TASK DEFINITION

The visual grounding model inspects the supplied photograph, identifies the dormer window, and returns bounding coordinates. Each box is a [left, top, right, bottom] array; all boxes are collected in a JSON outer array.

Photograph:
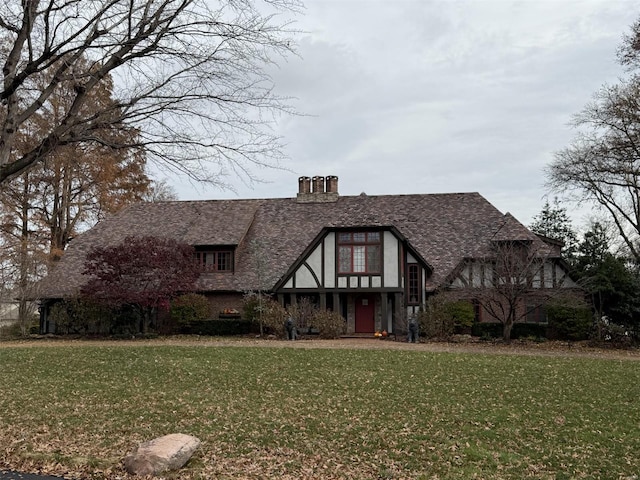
[[195, 249, 233, 272], [337, 231, 381, 273]]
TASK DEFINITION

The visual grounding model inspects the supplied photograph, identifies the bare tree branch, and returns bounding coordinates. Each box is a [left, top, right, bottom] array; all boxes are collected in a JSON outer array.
[[0, 0, 301, 184], [547, 80, 640, 261]]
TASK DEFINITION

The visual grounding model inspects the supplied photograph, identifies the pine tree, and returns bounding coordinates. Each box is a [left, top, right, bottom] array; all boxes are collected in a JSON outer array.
[[529, 198, 579, 261]]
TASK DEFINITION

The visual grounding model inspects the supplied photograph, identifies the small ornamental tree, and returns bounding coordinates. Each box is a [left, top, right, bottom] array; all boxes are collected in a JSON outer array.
[[82, 236, 200, 333], [474, 240, 552, 342]]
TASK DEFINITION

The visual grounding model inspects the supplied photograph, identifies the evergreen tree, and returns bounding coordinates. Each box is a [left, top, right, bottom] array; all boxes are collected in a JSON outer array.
[[574, 222, 640, 335], [529, 198, 579, 261]]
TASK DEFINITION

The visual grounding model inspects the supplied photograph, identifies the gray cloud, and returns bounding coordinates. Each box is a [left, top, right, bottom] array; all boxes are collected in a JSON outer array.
[[171, 0, 638, 229]]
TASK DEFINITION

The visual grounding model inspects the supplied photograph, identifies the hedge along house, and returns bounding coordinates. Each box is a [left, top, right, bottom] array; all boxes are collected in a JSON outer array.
[[37, 176, 579, 334]]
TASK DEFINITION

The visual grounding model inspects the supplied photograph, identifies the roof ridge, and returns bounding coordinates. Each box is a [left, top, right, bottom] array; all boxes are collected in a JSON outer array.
[[152, 192, 485, 204]]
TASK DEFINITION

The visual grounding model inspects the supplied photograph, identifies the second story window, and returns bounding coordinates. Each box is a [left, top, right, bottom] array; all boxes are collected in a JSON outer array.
[[195, 250, 233, 272], [338, 231, 381, 274]]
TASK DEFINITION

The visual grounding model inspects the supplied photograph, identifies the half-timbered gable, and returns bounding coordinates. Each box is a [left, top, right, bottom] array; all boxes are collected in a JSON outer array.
[[271, 226, 431, 332], [445, 214, 580, 327], [449, 257, 577, 290]]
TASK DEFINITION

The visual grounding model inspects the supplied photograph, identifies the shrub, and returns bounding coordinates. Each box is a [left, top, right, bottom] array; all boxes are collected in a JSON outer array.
[[471, 322, 503, 339], [286, 297, 317, 332], [592, 319, 635, 348], [311, 310, 346, 339], [243, 294, 349, 338], [546, 298, 592, 341], [512, 323, 548, 340], [244, 295, 288, 337], [171, 293, 210, 326], [242, 292, 260, 323], [243, 293, 288, 336], [262, 300, 288, 337], [472, 322, 548, 340], [49, 298, 109, 334], [0, 322, 23, 339], [420, 297, 475, 339]]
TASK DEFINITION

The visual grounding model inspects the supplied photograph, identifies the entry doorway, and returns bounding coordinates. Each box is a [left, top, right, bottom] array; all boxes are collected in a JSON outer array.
[[355, 294, 376, 333]]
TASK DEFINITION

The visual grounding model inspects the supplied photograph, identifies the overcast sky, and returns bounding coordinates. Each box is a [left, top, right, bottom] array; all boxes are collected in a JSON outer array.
[[167, 0, 638, 229]]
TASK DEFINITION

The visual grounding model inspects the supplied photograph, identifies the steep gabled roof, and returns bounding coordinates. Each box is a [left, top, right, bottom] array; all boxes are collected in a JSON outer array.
[[38, 192, 554, 299]]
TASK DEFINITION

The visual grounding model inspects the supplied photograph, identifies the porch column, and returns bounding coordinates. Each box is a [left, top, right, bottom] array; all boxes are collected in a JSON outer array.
[[333, 293, 340, 314], [380, 293, 388, 333], [394, 292, 403, 334], [320, 292, 327, 310], [291, 293, 297, 305], [277, 293, 284, 307], [39, 302, 46, 334]]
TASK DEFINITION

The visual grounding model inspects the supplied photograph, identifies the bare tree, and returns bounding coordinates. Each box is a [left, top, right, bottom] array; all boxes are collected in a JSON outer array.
[[449, 239, 571, 342], [547, 17, 640, 262], [249, 237, 269, 336], [1, 69, 151, 259], [547, 80, 640, 261], [0, 0, 300, 185], [144, 178, 178, 202]]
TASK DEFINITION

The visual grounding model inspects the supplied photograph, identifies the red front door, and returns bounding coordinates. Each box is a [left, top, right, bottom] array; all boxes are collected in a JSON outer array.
[[355, 295, 375, 333]]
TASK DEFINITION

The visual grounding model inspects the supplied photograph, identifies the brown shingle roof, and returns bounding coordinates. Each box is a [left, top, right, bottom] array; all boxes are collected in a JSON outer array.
[[38, 192, 553, 298], [492, 212, 539, 242]]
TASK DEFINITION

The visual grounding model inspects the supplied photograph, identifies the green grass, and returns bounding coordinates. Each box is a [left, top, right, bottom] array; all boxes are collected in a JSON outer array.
[[0, 343, 639, 479]]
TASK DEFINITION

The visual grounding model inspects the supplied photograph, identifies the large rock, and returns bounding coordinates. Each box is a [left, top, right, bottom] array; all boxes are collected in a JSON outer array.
[[124, 433, 201, 476]]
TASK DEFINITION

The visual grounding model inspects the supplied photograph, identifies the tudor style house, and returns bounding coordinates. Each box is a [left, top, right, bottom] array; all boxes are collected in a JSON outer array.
[[37, 176, 578, 334]]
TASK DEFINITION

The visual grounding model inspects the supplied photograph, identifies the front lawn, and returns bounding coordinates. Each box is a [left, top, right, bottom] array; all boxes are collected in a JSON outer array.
[[0, 340, 638, 479]]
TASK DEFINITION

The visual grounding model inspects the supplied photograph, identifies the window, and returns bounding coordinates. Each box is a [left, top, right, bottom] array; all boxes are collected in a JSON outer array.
[[526, 305, 547, 323], [195, 250, 233, 272], [407, 264, 420, 305], [337, 231, 381, 273], [473, 299, 482, 323]]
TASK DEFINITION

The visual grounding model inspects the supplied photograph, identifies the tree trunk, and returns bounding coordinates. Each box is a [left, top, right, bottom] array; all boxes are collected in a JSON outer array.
[[502, 320, 513, 343], [18, 174, 31, 337], [142, 308, 150, 334], [258, 292, 264, 337]]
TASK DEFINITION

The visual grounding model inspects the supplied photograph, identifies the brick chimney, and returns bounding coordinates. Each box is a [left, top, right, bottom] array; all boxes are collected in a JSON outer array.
[[296, 175, 339, 203]]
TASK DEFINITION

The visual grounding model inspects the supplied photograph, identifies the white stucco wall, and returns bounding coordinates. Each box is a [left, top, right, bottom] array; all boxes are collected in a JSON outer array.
[[307, 245, 322, 278], [383, 231, 399, 287], [295, 264, 317, 288], [324, 232, 335, 288]]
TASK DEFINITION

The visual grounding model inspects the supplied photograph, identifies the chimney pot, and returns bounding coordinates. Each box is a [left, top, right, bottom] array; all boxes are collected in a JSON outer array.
[[298, 176, 311, 194], [312, 176, 325, 193], [325, 175, 339, 193]]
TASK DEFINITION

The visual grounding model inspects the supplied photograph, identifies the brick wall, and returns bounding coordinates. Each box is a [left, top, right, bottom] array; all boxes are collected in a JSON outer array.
[[205, 293, 245, 318]]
